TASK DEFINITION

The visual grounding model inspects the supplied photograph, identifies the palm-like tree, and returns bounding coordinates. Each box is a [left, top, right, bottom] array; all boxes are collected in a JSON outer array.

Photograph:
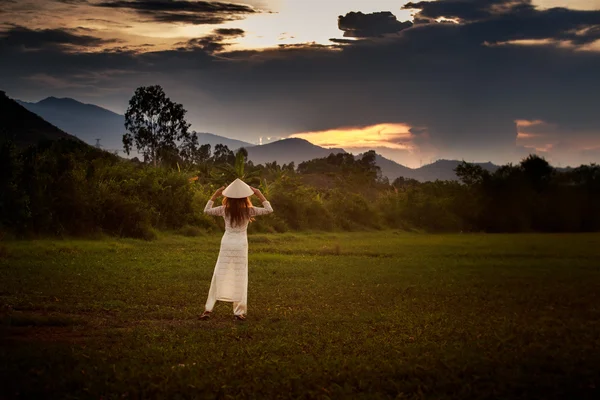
[[211, 148, 260, 185]]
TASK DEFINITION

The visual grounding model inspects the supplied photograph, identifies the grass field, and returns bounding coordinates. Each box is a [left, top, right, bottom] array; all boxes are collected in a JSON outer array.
[[1, 231, 600, 399]]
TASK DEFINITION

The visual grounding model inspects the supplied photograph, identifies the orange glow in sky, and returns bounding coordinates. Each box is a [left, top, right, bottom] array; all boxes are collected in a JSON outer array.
[[291, 123, 414, 150]]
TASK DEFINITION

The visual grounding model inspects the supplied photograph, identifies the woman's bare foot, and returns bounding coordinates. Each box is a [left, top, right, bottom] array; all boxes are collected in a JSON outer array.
[[234, 314, 246, 321], [199, 310, 212, 320]]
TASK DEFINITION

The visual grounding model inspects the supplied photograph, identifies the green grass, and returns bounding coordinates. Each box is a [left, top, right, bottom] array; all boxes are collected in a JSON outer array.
[[1, 231, 600, 399]]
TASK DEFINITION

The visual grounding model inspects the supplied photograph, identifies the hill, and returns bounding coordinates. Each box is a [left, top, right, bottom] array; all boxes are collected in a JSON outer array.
[[411, 159, 499, 182], [0, 91, 80, 147], [246, 138, 346, 165], [353, 152, 499, 182], [372, 153, 416, 181], [17, 97, 255, 153], [195, 132, 253, 150], [13, 95, 500, 180], [17, 96, 125, 151]]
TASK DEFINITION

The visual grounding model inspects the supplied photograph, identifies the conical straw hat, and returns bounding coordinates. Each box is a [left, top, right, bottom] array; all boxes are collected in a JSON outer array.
[[222, 178, 253, 198]]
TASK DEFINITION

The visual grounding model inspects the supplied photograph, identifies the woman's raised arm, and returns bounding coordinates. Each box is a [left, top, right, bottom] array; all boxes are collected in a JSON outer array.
[[250, 187, 273, 216], [204, 186, 225, 216]]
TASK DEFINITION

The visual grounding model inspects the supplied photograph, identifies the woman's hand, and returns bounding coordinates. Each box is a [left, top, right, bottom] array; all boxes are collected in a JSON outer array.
[[211, 186, 225, 201], [251, 187, 267, 202]]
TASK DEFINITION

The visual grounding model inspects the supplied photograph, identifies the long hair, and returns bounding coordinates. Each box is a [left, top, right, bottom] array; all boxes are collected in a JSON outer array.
[[223, 197, 254, 227]]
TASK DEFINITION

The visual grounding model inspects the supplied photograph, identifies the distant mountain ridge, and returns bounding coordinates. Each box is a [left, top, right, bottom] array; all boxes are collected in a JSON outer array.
[[376, 156, 499, 182], [245, 138, 346, 166], [14, 95, 500, 181], [0, 91, 80, 147], [195, 132, 253, 150], [17, 96, 125, 151]]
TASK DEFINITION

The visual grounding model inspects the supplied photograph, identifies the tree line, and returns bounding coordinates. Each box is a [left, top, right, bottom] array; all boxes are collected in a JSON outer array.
[[0, 85, 598, 239]]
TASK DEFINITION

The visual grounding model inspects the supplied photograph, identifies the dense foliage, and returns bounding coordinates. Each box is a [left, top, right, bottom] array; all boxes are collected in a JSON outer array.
[[1, 137, 599, 239]]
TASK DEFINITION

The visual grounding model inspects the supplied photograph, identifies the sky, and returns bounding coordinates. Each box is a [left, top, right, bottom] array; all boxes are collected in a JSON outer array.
[[1, 0, 600, 167]]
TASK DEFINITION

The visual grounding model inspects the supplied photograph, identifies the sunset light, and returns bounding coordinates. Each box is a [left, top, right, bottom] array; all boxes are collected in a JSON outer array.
[[3, 1, 600, 398], [292, 123, 414, 150]]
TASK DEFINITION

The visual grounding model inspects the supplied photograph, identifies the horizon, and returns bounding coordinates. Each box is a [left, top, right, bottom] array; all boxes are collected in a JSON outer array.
[[2, 0, 600, 168], [9, 91, 590, 170]]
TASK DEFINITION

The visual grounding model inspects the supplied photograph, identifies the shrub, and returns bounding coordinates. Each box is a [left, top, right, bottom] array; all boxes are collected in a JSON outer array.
[[179, 224, 204, 237]]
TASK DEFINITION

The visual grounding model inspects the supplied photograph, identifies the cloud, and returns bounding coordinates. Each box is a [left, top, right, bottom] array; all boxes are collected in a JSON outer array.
[[1, 1, 600, 166], [214, 28, 245, 37], [338, 11, 413, 38], [404, 0, 600, 45], [176, 28, 245, 53], [179, 35, 226, 52], [80, 18, 134, 28], [403, 0, 532, 22], [54, 0, 90, 4], [328, 38, 358, 44], [94, 0, 258, 25], [292, 123, 415, 150], [0, 25, 121, 50]]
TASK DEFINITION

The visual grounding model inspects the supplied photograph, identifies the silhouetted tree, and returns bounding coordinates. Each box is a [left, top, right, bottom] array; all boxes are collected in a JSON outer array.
[[519, 154, 554, 192], [123, 85, 192, 167], [455, 161, 490, 186], [358, 150, 382, 181], [212, 144, 235, 165]]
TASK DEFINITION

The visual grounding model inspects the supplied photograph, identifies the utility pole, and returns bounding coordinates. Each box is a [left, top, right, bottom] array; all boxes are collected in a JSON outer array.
[[95, 139, 101, 149]]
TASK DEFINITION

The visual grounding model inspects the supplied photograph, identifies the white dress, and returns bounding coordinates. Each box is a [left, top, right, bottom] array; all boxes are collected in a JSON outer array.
[[203, 199, 273, 315]]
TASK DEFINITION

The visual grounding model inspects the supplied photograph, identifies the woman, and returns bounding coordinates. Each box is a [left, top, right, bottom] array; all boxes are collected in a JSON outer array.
[[200, 178, 273, 321]]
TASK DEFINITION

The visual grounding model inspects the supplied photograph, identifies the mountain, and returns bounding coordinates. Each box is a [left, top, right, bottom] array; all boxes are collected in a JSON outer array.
[[17, 97, 255, 154], [246, 138, 346, 165], [410, 160, 499, 182], [0, 90, 80, 147], [195, 132, 253, 150], [373, 154, 416, 181], [246, 138, 499, 181], [362, 153, 499, 182], [12, 95, 499, 180], [17, 96, 125, 152]]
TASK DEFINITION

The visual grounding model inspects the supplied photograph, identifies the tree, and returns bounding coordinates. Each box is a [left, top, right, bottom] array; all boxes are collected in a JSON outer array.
[[211, 147, 260, 184], [195, 143, 212, 164], [455, 161, 490, 186], [212, 144, 235, 165], [520, 154, 553, 191], [358, 150, 382, 181], [392, 176, 419, 189], [123, 85, 192, 167]]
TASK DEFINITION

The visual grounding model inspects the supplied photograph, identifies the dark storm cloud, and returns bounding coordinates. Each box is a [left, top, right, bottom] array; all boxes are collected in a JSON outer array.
[[0, 25, 120, 50], [94, 0, 257, 25], [403, 0, 534, 22], [338, 11, 413, 38], [463, 7, 600, 44], [187, 11, 600, 160], [95, 0, 255, 13], [405, 0, 600, 45]]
